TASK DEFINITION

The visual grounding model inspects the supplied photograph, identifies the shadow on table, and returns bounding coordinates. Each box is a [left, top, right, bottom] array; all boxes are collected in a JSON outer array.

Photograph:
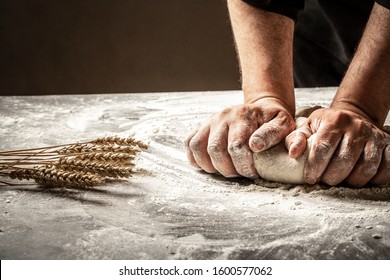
[[0, 181, 144, 206]]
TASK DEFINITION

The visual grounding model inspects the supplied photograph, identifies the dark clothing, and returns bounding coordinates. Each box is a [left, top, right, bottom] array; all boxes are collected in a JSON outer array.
[[243, 0, 305, 20], [241, 0, 390, 87]]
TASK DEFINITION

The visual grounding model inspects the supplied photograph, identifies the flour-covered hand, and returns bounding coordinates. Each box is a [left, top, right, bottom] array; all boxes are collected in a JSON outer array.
[[185, 98, 296, 179], [286, 108, 390, 187]]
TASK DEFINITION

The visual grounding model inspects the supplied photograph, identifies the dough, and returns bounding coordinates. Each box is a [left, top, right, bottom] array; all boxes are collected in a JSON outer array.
[[253, 117, 309, 184]]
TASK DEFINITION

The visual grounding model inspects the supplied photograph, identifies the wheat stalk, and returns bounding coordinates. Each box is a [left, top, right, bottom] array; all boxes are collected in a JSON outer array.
[[0, 136, 147, 188], [57, 144, 139, 155], [9, 166, 103, 187]]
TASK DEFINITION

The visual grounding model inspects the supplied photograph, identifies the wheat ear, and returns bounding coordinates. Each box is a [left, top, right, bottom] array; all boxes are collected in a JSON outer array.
[[1, 136, 147, 188]]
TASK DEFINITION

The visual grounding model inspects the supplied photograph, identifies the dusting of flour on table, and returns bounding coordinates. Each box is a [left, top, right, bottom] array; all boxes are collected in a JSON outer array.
[[2, 90, 390, 259]]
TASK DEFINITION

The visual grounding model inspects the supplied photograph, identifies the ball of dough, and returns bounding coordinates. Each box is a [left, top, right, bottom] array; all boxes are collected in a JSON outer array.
[[252, 117, 309, 184], [253, 142, 309, 184]]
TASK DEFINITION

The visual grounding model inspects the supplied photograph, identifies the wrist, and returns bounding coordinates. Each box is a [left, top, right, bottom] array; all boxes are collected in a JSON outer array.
[[331, 97, 389, 129], [242, 77, 295, 111], [331, 99, 373, 122], [245, 92, 296, 117], [332, 87, 389, 127]]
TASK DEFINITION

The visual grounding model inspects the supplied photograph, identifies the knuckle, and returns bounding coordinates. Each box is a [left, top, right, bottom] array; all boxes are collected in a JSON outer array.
[[189, 137, 202, 153], [236, 105, 262, 122], [236, 105, 249, 115], [279, 111, 294, 127], [364, 149, 380, 165], [335, 149, 354, 163], [356, 122, 372, 139], [361, 165, 378, 178], [220, 107, 233, 117], [315, 141, 333, 155], [207, 142, 224, 156], [228, 141, 246, 155], [333, 111, 349, 124], [358, 147, 382, 173], [184, 135, 192, 148]]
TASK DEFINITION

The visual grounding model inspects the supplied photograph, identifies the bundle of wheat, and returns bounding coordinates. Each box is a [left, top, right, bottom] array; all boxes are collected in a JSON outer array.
[[0, 136, 147, 188]]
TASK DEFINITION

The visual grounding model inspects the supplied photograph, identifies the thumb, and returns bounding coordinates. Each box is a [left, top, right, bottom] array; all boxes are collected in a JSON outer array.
[[249, 112, 295, 153]]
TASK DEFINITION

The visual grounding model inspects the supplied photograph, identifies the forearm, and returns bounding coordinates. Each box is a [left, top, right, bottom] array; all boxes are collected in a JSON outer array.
[[332, 3, 390, 127], [227, 0, 295, 115]]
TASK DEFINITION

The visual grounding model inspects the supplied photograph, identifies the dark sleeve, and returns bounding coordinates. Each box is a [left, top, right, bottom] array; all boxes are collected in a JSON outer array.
[[376, 0, 390, 9], [241, 0, 305, 21]]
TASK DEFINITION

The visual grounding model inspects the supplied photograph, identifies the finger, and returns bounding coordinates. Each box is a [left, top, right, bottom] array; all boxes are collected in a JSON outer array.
[[184, 128, 201, 169], [207, 123, 239, 178], [304, 129, 342, 185], [249, 111, 295, 152], [188, 124, 217, 173], [285, 120, 313, 159], [228, 122, 258, 179], [370, 145, 390, 186], [286, 132, 307, 158], [346, 140, 384, 187], [322, 134, 365, 186]]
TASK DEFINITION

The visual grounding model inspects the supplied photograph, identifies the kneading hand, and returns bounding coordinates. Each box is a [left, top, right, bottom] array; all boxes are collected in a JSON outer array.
[[185, 98, 296, 179], [286, 108, 390, 187]]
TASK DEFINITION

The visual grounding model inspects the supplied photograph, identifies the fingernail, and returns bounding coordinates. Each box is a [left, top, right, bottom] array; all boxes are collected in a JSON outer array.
[[257, 143, 265, 151], [306, 176, 317, 185], [248, 174, 259, 180], [289, 142, 298, 158]]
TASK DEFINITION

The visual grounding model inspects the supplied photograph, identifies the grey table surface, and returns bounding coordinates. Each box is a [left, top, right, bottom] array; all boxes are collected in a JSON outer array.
[[0, 88, 389, 260]]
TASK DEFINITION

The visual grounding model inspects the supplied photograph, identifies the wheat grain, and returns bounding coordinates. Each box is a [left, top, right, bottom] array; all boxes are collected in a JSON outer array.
[[1, 136, 147, 188], [9, 166, 103, 187], [91, 136, 148, 149], [57, 164, 133, 178], [71, 152, 135, 162], [58, 144, 140, 155]]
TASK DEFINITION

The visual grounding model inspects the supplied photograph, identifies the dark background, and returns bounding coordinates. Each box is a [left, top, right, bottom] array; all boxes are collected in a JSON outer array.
[[0, 0, 240, 95]]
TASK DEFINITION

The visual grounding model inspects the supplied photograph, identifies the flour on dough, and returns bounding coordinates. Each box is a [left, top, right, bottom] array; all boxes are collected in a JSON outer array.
[[253, 117, 309, 184]]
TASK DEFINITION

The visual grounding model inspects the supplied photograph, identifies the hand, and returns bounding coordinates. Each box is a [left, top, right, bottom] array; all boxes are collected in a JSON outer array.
[[286, 108, 390, 187], [185, 98, 296, 179]]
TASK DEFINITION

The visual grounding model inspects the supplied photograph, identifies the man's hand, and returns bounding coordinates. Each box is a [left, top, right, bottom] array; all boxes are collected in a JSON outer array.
[[185, 98, 295, 179], [286, 108, 390, 187]]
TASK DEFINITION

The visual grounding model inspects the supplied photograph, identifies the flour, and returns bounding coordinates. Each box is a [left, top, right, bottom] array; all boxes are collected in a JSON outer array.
[[66, 107, 107, 132], [2, 90, 390, 259], [0, 116, 24, 126]]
